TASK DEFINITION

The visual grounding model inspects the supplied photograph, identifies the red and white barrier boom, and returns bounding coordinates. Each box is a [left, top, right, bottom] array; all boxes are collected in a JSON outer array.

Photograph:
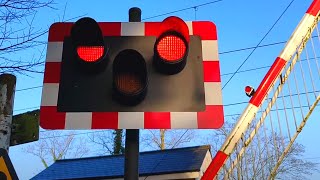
[[202, 0, 320, 179]]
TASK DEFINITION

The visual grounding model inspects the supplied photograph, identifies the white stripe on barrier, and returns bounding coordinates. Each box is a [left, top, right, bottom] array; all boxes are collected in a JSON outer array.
[[279, 14, 316, 61], [222, 104, 259, 154], [65, 112, 92, 129], [121, 22, 145, 36], [204, 82, 223, 105], [118, 112, 144, 129], [170, 112, 198, 128], [41, 83, 59, 106], [46, 42, 63, 62], [202, 40, 219, 61]]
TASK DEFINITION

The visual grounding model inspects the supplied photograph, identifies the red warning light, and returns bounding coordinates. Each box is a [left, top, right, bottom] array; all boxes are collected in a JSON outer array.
[[245, 86, 250, 92], [153, 16, 190, 75], [77, 46, 104, 62], [158, 16, 189, 43], [156, 35, 186, 61]]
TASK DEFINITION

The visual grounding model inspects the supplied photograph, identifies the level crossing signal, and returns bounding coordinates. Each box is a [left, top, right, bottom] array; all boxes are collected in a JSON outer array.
[[40, 16, 224, 129]]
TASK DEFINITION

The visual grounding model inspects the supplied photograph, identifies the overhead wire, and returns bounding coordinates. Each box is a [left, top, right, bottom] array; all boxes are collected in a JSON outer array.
[[142, 0, 223, 20], [221, 0, 296, 90]]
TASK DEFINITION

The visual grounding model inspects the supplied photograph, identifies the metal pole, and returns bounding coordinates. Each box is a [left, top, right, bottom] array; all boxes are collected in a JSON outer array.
[[124, 7, 141, 180], [129, 7, 141, 22], [0, 74, 16, 152]]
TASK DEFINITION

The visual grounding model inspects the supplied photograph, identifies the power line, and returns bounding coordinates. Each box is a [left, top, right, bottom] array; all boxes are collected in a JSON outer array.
[[39, 130, 106, 139], [221, 0, 296, 90], [222, 65, 271, 76], [219, 41, 287, 55], [142, 0, 224, 20], [16, 85, 42, 92]]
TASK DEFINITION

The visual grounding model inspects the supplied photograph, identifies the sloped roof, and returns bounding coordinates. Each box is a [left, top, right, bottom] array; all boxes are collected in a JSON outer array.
[[31, 145, 211, 180]]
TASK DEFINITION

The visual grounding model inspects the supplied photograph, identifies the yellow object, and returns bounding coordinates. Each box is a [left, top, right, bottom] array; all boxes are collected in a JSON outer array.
[[0, 156, 11, 180]]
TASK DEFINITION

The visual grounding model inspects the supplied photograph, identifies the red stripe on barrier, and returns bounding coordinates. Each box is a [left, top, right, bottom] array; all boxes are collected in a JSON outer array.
[[99, 22, 121, 36], [250, 57, 287, 107], [91, 112, 119, 129], [197, 105, 224, 129], [144, 112, 171, 129], [192, 21, 217, 40], [40, 106, 66, 129], [201, 151, 228, 180], [145, 22, 161, 36], [43, 62, 61, 83], [307, 0, 320, 16], [203, 61, 221, 82], [48, 23, 73, 42]]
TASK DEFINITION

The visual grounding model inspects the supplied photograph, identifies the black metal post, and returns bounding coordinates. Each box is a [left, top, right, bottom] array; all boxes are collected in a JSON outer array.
[[124, 7, 141, 180]]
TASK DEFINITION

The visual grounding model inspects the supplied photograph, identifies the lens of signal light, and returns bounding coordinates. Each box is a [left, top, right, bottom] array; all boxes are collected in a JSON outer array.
[[70, 17, 110, 73], [113, 49, 148, 106], [115, 72, 143, 94], [156, 35, 186, 62], [153, 16, 189, 75], [77, 46, 104, 62]]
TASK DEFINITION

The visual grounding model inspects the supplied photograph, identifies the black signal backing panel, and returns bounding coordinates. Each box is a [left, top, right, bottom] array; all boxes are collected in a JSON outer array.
[[58, 36, 205, 112]]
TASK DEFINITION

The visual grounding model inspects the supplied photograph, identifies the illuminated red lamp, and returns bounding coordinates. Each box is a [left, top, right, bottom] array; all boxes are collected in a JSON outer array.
[[156, 35, 186, 61], [154, 16, 190, 75], [70, 17, 109, 72], [77, 46, 104, 62]]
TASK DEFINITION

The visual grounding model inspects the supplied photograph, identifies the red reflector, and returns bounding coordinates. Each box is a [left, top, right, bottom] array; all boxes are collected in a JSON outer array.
[[245, 86, 252, 93], [156, 35, 186, 61], [77, 46, 104, 62], [115, 72, 143, 94]]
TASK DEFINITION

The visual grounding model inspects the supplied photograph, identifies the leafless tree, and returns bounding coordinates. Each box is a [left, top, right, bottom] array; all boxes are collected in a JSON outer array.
[[141, 129, 196, 150], [204, 120, 319, 179], [25, 131, 90, 168], [88, 129, 195, 154], [87, 130, 125, 155], [0, 0, 54, 74]]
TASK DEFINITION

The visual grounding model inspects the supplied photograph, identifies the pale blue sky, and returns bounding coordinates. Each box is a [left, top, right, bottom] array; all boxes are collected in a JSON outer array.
[[6, 0, 320, 179]]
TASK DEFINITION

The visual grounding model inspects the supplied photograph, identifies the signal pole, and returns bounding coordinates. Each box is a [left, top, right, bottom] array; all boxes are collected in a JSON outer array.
[[124, 7, 141, 180], [0, 74, 16, 152]]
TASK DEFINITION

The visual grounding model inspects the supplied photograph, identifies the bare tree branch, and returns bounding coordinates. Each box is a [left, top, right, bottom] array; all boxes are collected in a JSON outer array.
[[24, 131, 90, 168], [0, 0, 53, 74]]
